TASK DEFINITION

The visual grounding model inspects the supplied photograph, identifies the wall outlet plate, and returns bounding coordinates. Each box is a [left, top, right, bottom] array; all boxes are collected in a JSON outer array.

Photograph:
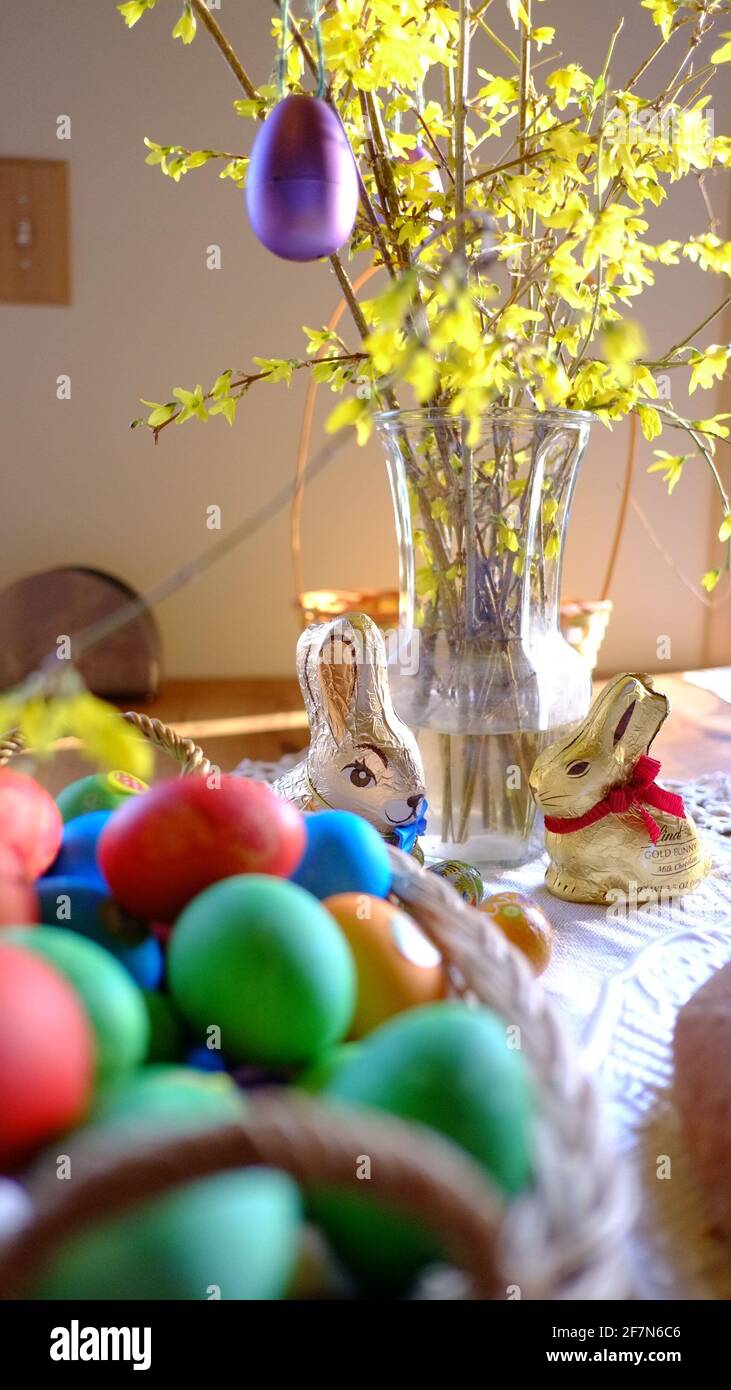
[[0, 157, 70, 305]]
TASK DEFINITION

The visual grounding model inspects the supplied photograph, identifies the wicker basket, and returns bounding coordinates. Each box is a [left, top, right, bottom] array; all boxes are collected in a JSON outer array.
[[559, 599, 613, 672], [0, 714, 630, 1300]]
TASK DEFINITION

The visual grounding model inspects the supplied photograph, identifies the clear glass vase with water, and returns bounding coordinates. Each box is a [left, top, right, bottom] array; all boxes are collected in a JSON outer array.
[[375, 406, 593, 868]]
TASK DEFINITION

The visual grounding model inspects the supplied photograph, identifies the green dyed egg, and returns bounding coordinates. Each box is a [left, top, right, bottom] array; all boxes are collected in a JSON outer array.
[[1, 926, 148, 1081], [56, 771, 148, 824], [316, 1002, 533, 1291], [35, 1168, 301, 1301], [89, 1064, 243, 1132], [168, 875, 356, 1066], [142, 990, 185, 1063], [298, 1043, 363, 1093], [428, 859, 484, 906]]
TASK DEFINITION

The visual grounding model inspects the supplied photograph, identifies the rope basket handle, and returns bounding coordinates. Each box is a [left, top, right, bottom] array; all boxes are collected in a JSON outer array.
[[121, 711, 215, 778], [0, 1095, 504, 1300], [0, 713, 213, 778]]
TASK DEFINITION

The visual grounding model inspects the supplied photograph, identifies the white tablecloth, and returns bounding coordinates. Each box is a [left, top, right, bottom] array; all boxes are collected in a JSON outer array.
[[476, 772, 731, 1042]]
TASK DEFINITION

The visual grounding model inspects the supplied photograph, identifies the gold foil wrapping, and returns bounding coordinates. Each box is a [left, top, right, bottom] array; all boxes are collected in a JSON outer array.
[[272, 612, 426, 840], [530, 673, 710, 905]]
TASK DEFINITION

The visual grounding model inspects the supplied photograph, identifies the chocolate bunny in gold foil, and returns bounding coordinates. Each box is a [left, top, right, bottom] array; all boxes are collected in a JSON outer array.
[[530, 673, 709, 904], [271, 613, 427, 849]]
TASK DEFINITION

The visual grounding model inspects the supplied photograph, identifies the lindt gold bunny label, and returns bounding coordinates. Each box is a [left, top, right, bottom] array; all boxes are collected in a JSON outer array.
[[269, 612, 427, 848], [529, 673, 710, 904]]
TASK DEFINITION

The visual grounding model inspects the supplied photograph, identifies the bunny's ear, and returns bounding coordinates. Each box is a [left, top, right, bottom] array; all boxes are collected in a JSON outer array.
[[296, 617, 359, 744], [345, 612, 391, 722], [600, 673, 669, 763]]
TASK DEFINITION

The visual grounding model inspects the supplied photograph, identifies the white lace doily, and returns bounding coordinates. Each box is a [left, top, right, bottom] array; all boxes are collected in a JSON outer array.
[[666, 771, 731, 840], [235, 752, 302, 784]]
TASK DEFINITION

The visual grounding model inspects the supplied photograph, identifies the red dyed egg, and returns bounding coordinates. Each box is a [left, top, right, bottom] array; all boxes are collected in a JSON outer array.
[[0, 844, 39, 928], [246, 94, 359, 261], [98, 776, 306, 922], [0, 769, 63, 880], [0, 944, 95, 1163]]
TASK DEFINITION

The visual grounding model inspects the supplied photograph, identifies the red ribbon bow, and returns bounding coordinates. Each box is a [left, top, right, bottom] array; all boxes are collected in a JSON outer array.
[[543, 754, 685, 845]]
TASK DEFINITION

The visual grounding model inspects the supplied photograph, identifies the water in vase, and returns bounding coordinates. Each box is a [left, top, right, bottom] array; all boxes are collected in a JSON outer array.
[[416, 722, 579, 867]]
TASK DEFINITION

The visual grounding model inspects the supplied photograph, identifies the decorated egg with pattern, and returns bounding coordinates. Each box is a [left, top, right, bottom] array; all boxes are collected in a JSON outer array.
[[56, 771, 148, 825], [480, 891, 554, 975], [427, 859, 483, 906]]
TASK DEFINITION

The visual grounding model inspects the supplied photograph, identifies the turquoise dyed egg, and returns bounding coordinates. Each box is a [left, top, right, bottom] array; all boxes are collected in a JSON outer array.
[[168, 875, 356, 1065], [32, 1065, 299, 1300], [35, 1169, 301, 1301]]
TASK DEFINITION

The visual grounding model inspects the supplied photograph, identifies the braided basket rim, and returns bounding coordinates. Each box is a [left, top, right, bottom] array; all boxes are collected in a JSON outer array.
[[0, 715, 630, 1300]]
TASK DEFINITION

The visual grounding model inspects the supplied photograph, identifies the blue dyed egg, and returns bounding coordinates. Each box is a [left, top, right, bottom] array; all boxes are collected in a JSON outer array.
[[246, 94, 359, 262], [290, 811, 392, 900], [49, 811, 112, 885], [36, 877, 163, 989], [184, 1045, 228, 1074]]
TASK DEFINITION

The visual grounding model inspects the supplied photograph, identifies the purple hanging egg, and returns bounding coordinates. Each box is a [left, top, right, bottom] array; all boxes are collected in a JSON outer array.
[[246, 94, 359, 262]]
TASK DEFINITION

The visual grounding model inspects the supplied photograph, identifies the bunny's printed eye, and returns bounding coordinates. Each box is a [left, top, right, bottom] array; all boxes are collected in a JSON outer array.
[[613, 700, 636, 745], [343, 758, 377, 789], [567, 760, 591, 777]]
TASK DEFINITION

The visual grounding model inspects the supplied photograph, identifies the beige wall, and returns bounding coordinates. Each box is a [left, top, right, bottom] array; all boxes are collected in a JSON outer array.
[[1, 1, 729, 678]]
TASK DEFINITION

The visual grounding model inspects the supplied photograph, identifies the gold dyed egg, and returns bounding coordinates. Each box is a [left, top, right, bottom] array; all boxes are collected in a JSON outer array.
[[323, 894, 446, 1039]]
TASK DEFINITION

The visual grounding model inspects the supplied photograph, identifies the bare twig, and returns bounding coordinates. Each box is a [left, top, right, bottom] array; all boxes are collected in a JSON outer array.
[[650, 295, 731, 366], [601, 411, 638, 600], [329, 256, 371, 339], [189, 0, 260, 102], [455, 0, 472, 254]]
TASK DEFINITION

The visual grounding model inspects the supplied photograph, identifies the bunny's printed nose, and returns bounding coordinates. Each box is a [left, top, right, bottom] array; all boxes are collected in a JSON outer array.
[[385, 796, 426, 825]]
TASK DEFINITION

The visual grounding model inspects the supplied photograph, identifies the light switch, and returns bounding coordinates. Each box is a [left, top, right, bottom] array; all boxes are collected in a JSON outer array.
[[0, 158, 70, 305]]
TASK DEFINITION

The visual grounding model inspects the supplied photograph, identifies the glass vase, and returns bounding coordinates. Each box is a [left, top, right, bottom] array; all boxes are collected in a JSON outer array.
[[374, 405, 594, 867]]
